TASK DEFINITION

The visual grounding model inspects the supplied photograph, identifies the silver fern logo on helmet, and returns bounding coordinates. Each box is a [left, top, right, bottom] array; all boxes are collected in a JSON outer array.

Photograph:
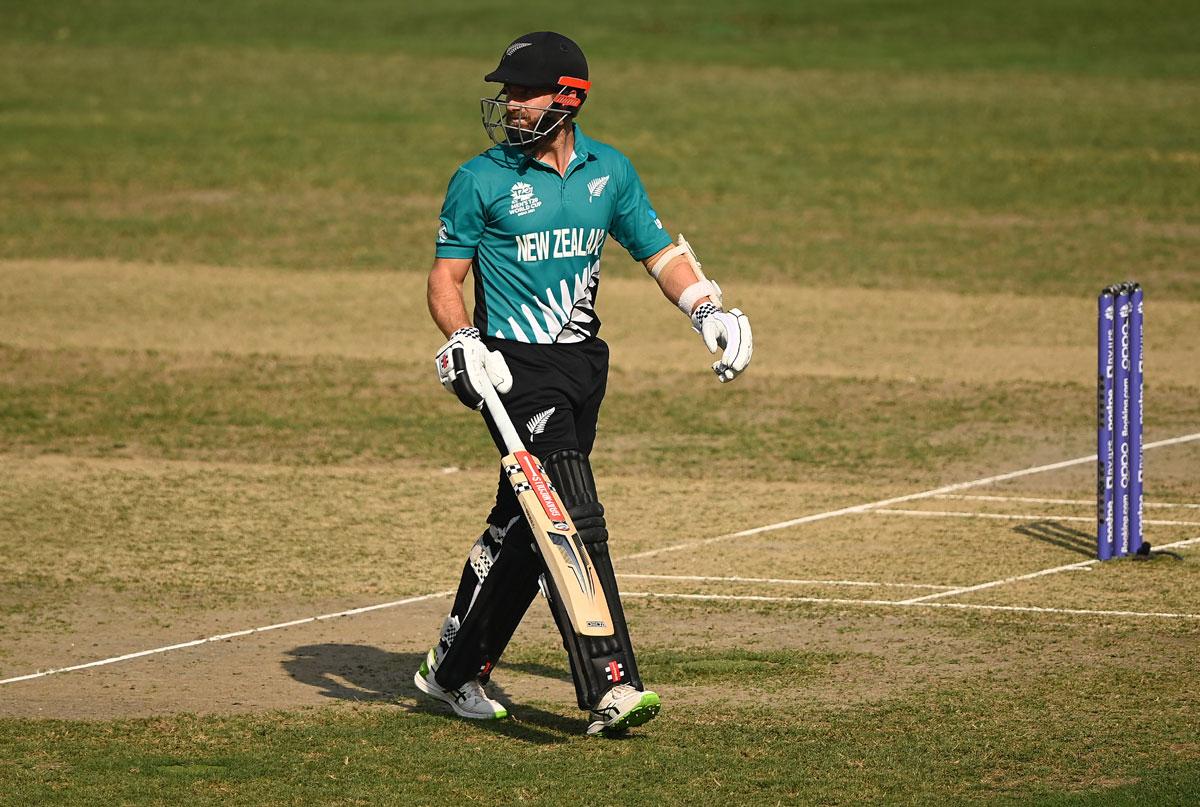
[[505, 42, 533, 57]]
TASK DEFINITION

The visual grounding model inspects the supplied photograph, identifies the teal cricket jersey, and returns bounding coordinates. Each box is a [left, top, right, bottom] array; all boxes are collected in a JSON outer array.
[[435, 125, 672, 344]]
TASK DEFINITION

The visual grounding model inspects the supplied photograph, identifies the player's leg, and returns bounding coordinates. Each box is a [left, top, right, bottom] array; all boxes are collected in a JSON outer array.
[[413, 502, 532, 719], [419, 338, 656, 731], [419, 341, 584, 702], [414, 347, 562, 719], [507, 339, 653, 731], [426, 481, 543, 690], [433, 356, 586, 687], [541, 447, 660, 735], [425, 404, 617, 717], [564, 339, 659, 733]]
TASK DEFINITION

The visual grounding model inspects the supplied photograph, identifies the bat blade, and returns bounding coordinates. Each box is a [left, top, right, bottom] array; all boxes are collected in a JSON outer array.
[[504, 450, 614, 637]]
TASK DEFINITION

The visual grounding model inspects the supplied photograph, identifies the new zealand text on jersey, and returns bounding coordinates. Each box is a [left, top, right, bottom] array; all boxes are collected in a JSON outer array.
[[515, 228, 607, 263]]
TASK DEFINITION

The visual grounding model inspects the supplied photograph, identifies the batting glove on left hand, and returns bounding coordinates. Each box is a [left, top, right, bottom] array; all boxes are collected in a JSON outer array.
[[692, 303, 753, 383], [434, 327, 513, 410]]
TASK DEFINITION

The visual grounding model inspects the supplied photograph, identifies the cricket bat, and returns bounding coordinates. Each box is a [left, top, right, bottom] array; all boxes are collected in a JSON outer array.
[[478, 382, 614, 637]]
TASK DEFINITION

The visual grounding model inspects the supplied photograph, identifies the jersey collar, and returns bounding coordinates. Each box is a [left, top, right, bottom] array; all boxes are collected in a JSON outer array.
[[569, 125, 594, 164], [509, 124, 595, 175]]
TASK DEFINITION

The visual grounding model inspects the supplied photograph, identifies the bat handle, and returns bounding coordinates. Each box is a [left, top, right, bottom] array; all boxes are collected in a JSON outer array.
[[479, 381, 526, 455]]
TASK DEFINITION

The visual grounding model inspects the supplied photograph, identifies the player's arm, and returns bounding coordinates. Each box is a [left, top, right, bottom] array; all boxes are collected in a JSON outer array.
[[429, 164, 515, 408], [428, 257, 512, 409], [643, 245, 709, 308], [641, 237, 753, 384], [427, 257, 474, 337]]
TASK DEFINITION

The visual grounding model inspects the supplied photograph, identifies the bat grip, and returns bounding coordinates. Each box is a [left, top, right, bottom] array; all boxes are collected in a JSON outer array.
[[479, 381, 526, 455]]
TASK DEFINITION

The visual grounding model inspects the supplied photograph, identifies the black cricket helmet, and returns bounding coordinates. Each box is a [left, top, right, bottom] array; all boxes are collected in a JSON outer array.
[[480, 31, 591, 147]]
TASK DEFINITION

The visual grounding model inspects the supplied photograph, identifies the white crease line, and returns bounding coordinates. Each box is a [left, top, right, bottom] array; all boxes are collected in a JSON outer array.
[[897, 535, 1200, 605], [617, 573, 957, 590], [0, 591, 454, 686], [873, 509, 1200, 527], [895, 559, 1097, 605], [622, 592, 1200, 621], [6, 430, 1199, 687], [936, 494, 1200, 510], [619, 431, 1200, 562]]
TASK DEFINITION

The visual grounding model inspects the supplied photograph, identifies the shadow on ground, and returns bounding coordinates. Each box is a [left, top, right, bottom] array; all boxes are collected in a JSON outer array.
[[282, 643, 586, 744], [1014, 520, 1095, 557], [1014, 520, 1186, 562]]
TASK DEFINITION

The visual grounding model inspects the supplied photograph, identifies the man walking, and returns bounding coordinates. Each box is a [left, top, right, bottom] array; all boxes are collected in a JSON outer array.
[[416, 31, 753, 736]]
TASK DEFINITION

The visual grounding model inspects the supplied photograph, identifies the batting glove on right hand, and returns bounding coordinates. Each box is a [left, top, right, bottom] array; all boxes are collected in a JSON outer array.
[[692, 303, 753, 383], [434, 327, 513, 409]]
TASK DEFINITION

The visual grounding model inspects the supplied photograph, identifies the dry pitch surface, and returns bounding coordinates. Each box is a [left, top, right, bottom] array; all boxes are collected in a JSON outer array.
[[2, 260, 1198, 738]]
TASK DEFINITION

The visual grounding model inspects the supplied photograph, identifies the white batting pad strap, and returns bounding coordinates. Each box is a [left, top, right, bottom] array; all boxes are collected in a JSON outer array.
[[649, 243, 688, 279], [676, 280, 722, 316]]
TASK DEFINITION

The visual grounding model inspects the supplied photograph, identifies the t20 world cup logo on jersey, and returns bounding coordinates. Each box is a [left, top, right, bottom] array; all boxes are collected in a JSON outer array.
[[509, 182, 542, 217]]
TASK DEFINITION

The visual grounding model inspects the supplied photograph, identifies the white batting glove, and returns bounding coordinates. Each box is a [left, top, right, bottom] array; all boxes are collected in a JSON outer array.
[[691, 303, 753, 383], [434, 327, 513, 410]]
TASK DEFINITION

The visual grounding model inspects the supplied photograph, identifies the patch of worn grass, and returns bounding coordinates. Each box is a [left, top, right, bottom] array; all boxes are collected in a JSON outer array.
[[11, 343, 1198, 486], [0, 457, 848, 601], [0, 345, 465, 466], [5, 264, 1200, 390], [0, 461, 481, 604]]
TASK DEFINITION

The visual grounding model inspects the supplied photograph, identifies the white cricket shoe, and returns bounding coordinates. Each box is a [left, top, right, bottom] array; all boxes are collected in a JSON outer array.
[[413, 650, 507, 720], [586, 684, 661, 737]]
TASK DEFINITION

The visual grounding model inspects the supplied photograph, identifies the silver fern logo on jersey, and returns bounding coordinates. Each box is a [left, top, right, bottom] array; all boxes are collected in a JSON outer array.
[[526, 407, 555, 440], [496, 256, 602, 344], [587, 175, 610, 203], [510, 182, 542, 217]]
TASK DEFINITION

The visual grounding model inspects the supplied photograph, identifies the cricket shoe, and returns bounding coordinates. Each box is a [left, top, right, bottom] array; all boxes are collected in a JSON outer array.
[[586, 684, 661, 737], [413, 650, 507, 720]]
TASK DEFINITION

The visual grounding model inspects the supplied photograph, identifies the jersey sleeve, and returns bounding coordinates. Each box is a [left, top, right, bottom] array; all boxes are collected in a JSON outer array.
[[435, 168, 485, 259], [609, 156, 673, 262]]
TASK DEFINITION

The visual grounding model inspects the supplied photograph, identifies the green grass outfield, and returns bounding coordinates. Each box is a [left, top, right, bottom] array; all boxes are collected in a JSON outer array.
[[2, 2, 1200, 804]]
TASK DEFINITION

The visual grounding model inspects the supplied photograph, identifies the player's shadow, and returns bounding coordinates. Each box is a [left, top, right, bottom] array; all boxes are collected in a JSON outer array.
[[282, 643, 579, 744], [1013, 520, 1095, 557]]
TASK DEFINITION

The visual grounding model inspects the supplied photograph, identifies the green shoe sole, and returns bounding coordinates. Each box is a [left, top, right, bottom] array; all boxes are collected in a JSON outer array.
[[601, 692, 661, 736]]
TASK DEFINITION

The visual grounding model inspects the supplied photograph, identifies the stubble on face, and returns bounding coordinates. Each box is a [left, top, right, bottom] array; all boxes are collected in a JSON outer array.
[[503, 85, 557, 129]]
